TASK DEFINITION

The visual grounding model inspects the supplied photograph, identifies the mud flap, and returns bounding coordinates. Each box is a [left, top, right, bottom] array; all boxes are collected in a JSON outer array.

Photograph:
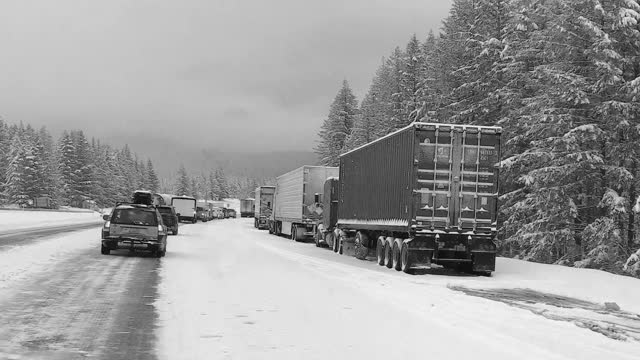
[[472, 252, 496, 272]]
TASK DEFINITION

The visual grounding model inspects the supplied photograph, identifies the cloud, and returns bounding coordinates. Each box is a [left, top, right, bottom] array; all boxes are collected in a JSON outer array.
[[0, 0, 451, 152]]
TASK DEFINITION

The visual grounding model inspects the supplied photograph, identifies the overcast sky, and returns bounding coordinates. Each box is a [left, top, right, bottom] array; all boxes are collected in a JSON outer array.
[[0, 0, 451, 153]]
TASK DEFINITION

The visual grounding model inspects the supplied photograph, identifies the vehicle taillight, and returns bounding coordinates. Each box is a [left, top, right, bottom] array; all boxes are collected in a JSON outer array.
[[104, 221, 110, 229], [157, 225, 163, 233]]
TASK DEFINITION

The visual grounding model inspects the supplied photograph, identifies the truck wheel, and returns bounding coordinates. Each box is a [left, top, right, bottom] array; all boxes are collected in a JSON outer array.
[[376, 237, 385, 265], [254, 219, 258, 228], [338, 235, 345, 255], [392, 239, 402, 271], [173, 228, 178, 235], [401, 242, 413, 274], [101, 245, 110, 255], [354, 232, 368, 260], [314, 230, 321, 247], [384, 241, 393, 268], [291, 225, 297, 241]]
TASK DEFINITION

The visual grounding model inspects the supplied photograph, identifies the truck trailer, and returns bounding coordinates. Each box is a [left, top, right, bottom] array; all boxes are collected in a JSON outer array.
[[171, 196, 197, 223], [240, 198, 255, 218], [270, 166, 339, 241], [254, 186, 275, 229], [320, 122, 502, 274]]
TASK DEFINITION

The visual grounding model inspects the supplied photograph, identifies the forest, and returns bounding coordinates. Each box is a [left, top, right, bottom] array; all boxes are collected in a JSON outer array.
[[315, 0, 640, 275], [0, 121, 261, 209]]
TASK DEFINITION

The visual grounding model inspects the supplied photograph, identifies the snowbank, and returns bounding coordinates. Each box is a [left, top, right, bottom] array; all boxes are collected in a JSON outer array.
[[0, 209, 103, 233], [429, 257, 640, 314]]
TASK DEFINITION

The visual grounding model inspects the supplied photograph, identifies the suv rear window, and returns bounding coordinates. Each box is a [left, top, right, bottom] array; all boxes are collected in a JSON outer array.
[[111, 209, 158, 226], [157, 207, 173, 214]]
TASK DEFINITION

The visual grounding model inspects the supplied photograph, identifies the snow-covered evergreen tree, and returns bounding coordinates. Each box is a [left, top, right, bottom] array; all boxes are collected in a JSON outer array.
[[175, 165, 190, 196], [315, 80, 359, 166], [147, 159, 159, 192], [215, 168, 229, 199]]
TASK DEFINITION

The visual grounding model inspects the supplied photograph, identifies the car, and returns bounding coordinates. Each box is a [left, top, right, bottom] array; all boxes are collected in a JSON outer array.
[[157, 205, 179, 235], [101, 203, 168, 257]]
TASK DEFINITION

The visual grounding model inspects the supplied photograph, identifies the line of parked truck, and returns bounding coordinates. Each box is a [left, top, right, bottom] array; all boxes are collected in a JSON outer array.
[[253, 122, 502, 275]]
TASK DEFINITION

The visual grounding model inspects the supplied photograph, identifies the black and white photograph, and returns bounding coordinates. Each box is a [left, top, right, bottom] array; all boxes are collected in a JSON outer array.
[[1, 0, 640, 359]]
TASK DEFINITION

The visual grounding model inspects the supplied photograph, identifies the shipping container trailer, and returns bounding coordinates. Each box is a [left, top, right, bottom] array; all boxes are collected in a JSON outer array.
[[254, 186, 275, 229], [240, 198, 255, 218], [270, 166, 339, 241], [171, 196, 197, 223], [329, 122, 501, 274]]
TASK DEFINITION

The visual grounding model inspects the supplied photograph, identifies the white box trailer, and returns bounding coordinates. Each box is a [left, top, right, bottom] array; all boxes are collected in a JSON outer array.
[[171, 196, 197, 223], [270, 166, 338, 240]]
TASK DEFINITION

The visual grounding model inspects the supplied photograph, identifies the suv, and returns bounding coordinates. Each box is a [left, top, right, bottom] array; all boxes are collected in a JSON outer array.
[[157, 205, 179, 235], [101, 204, 168, 257]]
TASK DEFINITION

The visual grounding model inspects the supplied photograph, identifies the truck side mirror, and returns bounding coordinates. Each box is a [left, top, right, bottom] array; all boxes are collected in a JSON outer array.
[[102, 214, 110, 221]]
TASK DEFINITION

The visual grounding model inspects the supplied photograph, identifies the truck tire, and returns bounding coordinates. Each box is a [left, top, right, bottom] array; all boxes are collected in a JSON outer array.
[[338, 234, 345, 255], [392, 239, 403, 271], [384, 240, 393, 268], [376, 237, 385, 265], [314, 230, 322, 247], [254, 219, 258, 228], [354, 232, 368, 260], [401, 242, 413, 274], [101, 245, 110, 255], [331, 233, 339, 253], [291, 225, 297, 241], [173, 228, 178, 235]]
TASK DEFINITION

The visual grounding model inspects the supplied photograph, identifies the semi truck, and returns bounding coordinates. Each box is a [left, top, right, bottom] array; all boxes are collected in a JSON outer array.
[[254, 186, 275, 229], [240, 198, 255, 218], [317, 122, 501, 274], [270, 166, 339, 241], [171, 196, 197, 223]]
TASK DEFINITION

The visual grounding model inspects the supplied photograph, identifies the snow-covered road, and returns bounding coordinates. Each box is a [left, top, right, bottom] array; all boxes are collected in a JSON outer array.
[[1, 218, 640, 359]]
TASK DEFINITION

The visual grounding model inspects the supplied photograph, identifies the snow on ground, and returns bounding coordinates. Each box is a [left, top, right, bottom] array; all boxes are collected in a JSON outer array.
[[0, 209, 103, 233], [0, 228, 98, 291], [155, 219, 640, 360]]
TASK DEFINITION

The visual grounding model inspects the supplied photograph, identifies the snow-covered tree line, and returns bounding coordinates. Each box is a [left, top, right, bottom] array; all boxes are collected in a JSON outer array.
[[316, 0, 640, 276], [0, 120, 161, 208], [170, 164, 270, 201]]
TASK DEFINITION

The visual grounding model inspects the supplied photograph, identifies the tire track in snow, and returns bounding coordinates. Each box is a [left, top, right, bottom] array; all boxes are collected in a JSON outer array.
[[0, 248, 160, 359]]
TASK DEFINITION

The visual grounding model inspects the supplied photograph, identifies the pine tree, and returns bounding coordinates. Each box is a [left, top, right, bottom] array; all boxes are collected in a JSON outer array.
[[4, 133, 31, 206], [147, 159, 160, 192], [315, 80, 359, 166], [215, 168, 229, 199], [400, 34, 424, 125], [208, 171, 220, 200], [175, 165, 190, 196]]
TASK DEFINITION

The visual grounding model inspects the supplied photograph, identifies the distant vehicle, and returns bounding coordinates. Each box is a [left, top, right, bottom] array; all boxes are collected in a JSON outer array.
[[240, 198, 255, 218], [196, 200, 210, 222], [270, 166, 339, 241], [171, 196, 197, 223], [318, 122, 502, 274], [132, 190, 165, 206], [223, 208, 237, 219], [254, 186, 275, 230], [157, 205, 179, 235], [211, 207, 224, 219], [101, 203, 168, 257]]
